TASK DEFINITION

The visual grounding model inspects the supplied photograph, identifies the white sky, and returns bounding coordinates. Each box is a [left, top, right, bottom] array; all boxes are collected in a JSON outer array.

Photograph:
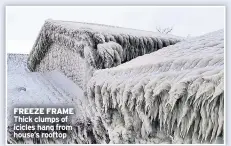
[[6, 6, 225, 54]]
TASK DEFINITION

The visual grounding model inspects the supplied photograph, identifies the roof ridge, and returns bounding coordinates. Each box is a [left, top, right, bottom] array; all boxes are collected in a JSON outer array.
[[46, 19, 171, 36]]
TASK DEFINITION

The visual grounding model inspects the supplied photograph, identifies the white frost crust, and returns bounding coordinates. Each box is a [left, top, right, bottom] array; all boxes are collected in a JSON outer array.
[[86, 29, 224, 144]]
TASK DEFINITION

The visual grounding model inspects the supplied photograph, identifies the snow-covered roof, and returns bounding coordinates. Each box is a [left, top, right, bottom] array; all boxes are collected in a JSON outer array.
[[107, 29, 224, 71], [27, 19, 182, 72], [47, 19, 180, 39], [87, 29, 224, 144]]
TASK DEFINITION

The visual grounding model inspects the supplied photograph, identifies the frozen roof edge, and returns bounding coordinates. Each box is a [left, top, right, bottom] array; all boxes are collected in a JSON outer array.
[[45, 19, 183, 39], [27, 19, 182, 71], [96, 29, 224, 74]]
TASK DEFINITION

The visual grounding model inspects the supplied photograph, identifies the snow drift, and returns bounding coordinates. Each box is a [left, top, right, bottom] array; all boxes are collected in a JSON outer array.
[[27, 19, 181, 89], [86, 30, 224, 144]]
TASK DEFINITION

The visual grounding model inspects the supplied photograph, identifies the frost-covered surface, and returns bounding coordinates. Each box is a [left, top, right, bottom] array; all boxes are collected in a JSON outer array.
[[27, 19, 181, 89], [86, 30, 224, 144], [7, 29, 224, 144], [7, 54, 98, 144], [50, 19, 180, 38], [35, 43, 86, 89]]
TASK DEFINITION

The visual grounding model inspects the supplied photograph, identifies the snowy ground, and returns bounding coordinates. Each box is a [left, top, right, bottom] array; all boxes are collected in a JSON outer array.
[[7, 53, 85, 126]]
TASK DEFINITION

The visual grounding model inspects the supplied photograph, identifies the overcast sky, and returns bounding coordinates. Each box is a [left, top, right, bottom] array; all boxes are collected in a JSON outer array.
[[6, 6, 225, 53]]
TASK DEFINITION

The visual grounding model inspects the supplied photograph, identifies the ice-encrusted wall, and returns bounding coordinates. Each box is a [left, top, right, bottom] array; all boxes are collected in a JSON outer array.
[[35, 43, 86, 89], [85, 30, 224, 144]]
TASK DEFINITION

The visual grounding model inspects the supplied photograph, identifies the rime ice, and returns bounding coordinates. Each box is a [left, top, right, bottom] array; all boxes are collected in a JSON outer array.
[[86, 29, 224, 144]]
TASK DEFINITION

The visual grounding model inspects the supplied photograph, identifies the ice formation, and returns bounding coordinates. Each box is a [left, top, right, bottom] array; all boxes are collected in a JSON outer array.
[[85, 30, 224, 144], [27, 19, 181, 89], [7, 20, 224, 144]]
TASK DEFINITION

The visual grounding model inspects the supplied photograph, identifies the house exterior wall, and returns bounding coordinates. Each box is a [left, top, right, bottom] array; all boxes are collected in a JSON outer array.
[[35, 43, 86, 89]]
